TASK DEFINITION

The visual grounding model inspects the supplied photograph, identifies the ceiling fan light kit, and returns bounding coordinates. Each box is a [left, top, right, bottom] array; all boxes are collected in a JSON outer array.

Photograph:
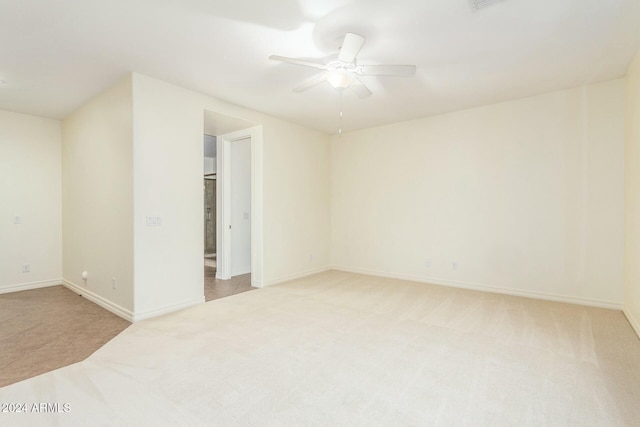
[[269, 32, 416, 98], [326, 69, 355, 89]]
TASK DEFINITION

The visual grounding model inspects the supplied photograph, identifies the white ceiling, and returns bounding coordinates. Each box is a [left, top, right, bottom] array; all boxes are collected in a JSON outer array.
[[1, 0, 639, 134]]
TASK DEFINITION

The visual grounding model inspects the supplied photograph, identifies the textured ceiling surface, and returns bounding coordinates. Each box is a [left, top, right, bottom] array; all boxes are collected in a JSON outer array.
[[1, 0, 639, 133]]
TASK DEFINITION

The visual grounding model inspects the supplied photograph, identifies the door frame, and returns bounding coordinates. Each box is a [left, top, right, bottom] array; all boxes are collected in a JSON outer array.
[[216, 126, 263, 286]]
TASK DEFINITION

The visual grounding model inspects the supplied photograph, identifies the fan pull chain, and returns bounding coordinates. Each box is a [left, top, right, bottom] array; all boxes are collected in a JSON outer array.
[[338, 89, 344, 138]]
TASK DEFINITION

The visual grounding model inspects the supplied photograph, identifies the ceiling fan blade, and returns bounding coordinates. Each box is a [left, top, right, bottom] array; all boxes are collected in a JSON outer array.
[[350, 78, 372, 99], [338, 33, 365, 63], [293, 73, 327, 92], [358, 64, 416, 77], [269, 55, 327, 70]]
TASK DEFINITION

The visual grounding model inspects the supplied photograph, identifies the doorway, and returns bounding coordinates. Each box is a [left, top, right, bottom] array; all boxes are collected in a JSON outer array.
[[203, 110, 263, 300], [203, 134, 252, 301]]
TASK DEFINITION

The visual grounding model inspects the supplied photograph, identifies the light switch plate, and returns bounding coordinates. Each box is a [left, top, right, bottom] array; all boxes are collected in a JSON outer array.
[[146, 216, 162, 226]]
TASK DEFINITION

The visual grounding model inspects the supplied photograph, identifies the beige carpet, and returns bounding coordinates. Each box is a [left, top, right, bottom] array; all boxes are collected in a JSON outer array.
[[1, 270, 639, 426]]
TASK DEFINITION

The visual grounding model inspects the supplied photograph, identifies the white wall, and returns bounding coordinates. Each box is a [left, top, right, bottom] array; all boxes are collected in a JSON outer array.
[[625, 51, 640, 337], [231, 137, 251, 276], [204, 134, 216, 175], [331, 79, 625, 308], [132, 73, 330, 318], [0, 110, 62, 292], [262, 119, 331, 284], [62, 76, 134, 317], [204, 157, 216, 175]]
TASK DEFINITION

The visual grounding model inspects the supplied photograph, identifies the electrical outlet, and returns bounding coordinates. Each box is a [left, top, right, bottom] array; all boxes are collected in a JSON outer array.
[[309, 254, 314, 262], [14, 215, 22, 224], [451, 262, 458, 271], [425, 259, 432, 268], [22, 264, 30, 273], [112, 278, 117, 290]]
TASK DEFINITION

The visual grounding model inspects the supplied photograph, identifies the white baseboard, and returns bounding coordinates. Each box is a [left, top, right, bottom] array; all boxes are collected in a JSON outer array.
[[63, 279, 205, 322], [0, 278, 62, 294], [259, 266, 331, 288], [331, 265, 623, 310], [623, 308, 640, 340], [132, 297, 205, 322], [62, 279, 134, 322]]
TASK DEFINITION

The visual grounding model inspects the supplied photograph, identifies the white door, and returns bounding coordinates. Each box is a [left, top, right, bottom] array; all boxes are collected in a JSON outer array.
[[230, 137, 251, 276]]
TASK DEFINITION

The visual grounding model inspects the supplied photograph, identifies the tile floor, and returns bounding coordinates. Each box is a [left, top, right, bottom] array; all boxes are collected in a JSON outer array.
[[204, 262, 255, 302], [0, 286, 130, 387]]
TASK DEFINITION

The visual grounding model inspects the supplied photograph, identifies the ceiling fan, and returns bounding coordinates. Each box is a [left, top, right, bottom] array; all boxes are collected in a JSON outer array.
[[269, 33, 416, 99]]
